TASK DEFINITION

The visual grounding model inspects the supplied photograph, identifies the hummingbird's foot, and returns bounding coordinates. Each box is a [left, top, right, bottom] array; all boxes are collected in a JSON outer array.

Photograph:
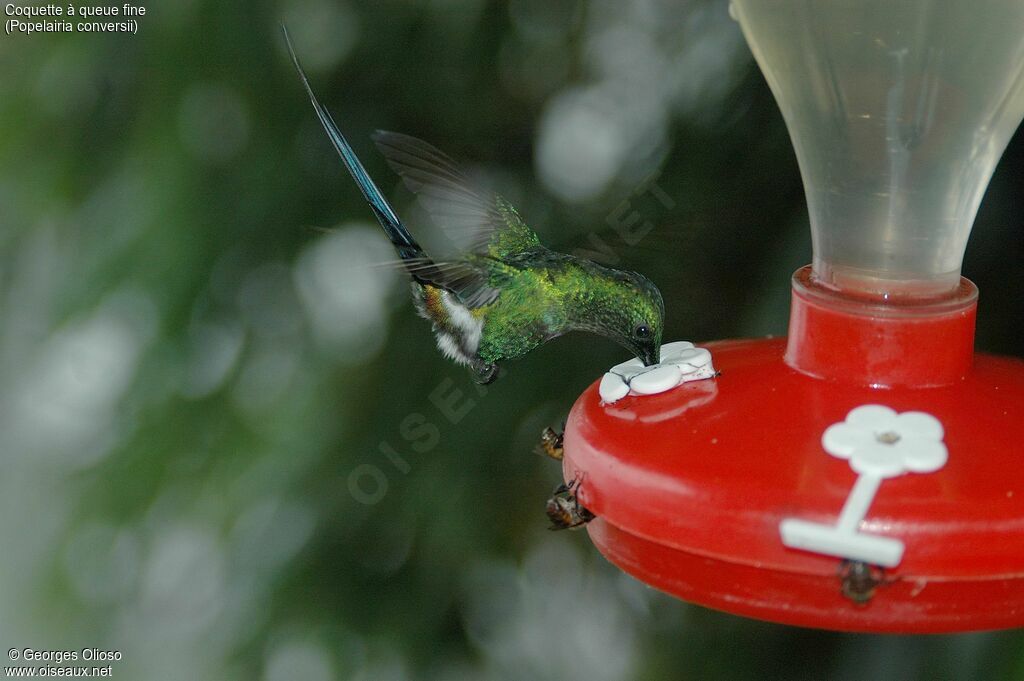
[[545, 476, 595, 531], [535, 426, 564, 461], [471, 361, 500, 385]]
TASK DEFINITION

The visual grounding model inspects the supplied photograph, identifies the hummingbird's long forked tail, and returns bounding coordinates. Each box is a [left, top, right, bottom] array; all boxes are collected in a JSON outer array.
[[282, 26, 423, 263], [285, 28, 502, 312]]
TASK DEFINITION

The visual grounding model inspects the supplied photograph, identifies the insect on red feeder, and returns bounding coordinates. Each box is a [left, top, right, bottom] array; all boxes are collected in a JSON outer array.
[[561, 0, 1024, 632]]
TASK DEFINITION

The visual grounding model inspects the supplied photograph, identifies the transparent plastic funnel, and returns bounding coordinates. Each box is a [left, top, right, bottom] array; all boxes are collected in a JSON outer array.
[[731, 1, 1024, 299]]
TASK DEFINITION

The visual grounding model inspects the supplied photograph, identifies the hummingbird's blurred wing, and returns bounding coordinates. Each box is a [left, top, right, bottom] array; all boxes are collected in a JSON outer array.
[[371, 131, 540, 257]]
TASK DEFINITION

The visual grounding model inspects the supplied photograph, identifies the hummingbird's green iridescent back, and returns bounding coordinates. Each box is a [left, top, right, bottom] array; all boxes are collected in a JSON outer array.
[[466, 244, 664, 369]]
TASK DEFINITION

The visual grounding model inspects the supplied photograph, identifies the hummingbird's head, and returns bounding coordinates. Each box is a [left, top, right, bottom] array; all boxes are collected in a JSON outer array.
[[598, 269, 665, 367]]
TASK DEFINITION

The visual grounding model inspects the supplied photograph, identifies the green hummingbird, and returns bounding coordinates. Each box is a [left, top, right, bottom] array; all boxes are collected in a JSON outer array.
[[285, 32, 665, 384]]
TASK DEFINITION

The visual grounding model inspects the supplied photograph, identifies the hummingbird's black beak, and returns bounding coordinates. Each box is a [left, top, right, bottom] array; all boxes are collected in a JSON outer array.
[[639, 343, 660, 367]]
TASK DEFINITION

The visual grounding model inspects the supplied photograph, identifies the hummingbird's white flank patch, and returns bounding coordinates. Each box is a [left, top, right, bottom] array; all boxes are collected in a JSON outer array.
[[779, 405, 948, 568], [440, 292, 484, 354], [599, 341, 716, 404], [412, 285, 483, 368]]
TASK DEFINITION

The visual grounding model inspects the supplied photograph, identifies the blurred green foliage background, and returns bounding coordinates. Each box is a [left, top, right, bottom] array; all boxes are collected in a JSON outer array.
[[2, 1, 1024, 679]]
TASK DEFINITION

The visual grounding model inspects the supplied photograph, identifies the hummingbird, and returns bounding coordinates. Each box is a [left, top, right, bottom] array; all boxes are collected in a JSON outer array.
[[285, 31, 665, 384]]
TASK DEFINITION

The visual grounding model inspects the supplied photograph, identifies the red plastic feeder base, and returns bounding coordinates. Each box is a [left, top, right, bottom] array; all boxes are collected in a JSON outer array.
[[563, 268, 1024, 633]]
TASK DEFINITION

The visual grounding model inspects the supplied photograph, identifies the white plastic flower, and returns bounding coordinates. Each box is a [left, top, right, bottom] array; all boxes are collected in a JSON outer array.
[[599, 341, 716, 403], [822, 405, 947, 478]]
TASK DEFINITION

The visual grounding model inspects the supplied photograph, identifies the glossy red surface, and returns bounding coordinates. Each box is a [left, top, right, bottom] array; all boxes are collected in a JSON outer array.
[[587, 518, 1024, 633], [563, 275, 1024, 631], [785, 268, 979, 388]]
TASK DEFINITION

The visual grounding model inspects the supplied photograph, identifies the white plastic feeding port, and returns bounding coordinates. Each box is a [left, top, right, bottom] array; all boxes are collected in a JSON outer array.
[[780, 405, 948, 567], [599, 341, 716, 404]]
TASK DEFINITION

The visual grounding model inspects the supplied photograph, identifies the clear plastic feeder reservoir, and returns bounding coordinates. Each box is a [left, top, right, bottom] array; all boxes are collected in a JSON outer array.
[[739, 0, 1024, 299], [561, 1, 1024, 632]]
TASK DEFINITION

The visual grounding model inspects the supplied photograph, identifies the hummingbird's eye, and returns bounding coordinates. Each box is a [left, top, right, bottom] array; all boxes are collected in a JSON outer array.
[[634, 324, 651, 339]]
